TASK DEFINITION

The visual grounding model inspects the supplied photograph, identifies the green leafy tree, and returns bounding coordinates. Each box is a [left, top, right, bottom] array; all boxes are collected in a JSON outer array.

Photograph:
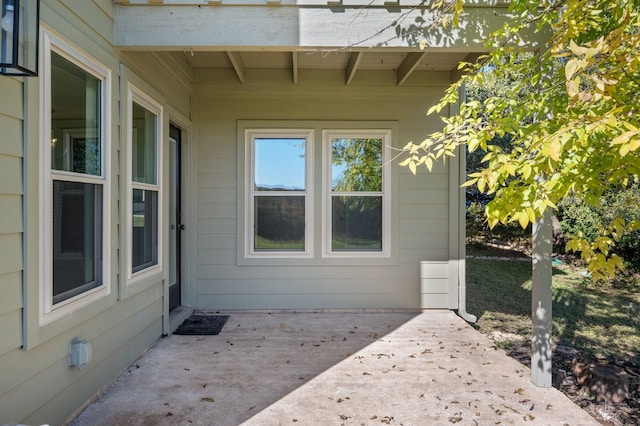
[[332, 138, 383, 193], [401, 0, 640, 281], [559, 183, 640, 272], [331, 138, 384, 249]]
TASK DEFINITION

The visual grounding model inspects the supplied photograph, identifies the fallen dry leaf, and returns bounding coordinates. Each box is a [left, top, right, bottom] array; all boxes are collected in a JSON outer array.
[[502, 404, 521, 414]]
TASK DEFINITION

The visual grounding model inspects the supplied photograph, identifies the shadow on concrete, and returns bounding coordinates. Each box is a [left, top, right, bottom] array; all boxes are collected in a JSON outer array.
[[69, 311, 598, 426], [69, 311, 418, 426]]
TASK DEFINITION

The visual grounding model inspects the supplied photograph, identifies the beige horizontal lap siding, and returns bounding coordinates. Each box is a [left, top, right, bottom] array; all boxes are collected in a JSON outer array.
[[193, 68, 451, 310], [0, 68, 27, 426], [0, 288, 163, 425], [0, 2, 192, 425]]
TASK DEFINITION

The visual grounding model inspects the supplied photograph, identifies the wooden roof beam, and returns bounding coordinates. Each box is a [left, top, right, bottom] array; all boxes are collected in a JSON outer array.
[[292, 52, 299, 85], [396, 51, 425, 86], [226, 51, 245, 83], [451, 52, 486, 82], [345, 52, 363, 86]]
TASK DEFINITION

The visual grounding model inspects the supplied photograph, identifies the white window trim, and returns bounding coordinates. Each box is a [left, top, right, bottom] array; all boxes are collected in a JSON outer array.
[[244, 129, 314, 259], [39, 30, 112, 324], [126, 83, 163, 283], [322, 129, 392, 258]]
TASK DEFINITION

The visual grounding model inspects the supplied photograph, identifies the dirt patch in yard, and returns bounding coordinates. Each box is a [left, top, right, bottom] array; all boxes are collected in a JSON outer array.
[[495, 335, 640, 424]]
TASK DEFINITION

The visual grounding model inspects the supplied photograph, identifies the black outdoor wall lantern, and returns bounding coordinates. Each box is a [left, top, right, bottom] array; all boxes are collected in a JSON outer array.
[[1, 0, 39, 76]]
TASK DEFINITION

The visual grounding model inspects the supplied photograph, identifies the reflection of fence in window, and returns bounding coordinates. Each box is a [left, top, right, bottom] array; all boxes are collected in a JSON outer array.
[[332, 196, 382, 251], [254, 196, 305, 251]]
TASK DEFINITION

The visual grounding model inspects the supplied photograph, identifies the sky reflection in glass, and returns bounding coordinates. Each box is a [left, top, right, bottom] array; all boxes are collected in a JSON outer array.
[[255, 138, 305, 191]]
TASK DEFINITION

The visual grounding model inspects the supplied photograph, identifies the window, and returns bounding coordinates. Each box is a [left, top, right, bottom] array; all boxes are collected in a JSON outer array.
[[42, 32, 111, 316], [241, 125, 392, 261], [324, 130, 391, 257], [245, 130, 313, 257], [127, 86, 162, 277]]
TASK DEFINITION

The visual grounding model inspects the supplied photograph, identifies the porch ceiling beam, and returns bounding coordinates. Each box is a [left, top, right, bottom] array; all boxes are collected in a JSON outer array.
[[396, 51, 425, 86], [451, 52, 486, 82], [345, 52, 363, 86], [292, 52, 299, 85], [226, 51, 245, 83], [114, 5, 546, 51]]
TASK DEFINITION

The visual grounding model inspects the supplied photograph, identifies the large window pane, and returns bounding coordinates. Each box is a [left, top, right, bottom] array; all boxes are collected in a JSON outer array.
[[52, 181, 102, 304], [132, 189, 158, 271], [132, 102, 157, 184], [50, 52, 101, 176], [254, 196, 305, 251], [255, 138, 305, 191], [332, 196, 382, 251], [331, 138, 382, 192]]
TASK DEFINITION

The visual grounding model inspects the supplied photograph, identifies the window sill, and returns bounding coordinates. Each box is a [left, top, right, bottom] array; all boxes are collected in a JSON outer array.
[[237, 255, 397, 267], [39, 285, 110, 326], [126, 265, 163, 296]]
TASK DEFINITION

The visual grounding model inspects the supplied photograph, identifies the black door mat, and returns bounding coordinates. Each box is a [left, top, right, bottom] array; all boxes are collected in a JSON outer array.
[[173, 315, 229, 335]]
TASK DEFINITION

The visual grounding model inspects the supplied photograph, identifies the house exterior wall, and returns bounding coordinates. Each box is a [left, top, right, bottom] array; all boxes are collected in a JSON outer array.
[[0, 1, 192, 424], [0, 0, 468, 422], [0, 69, 27, 418], [193, 68, 458, 310]]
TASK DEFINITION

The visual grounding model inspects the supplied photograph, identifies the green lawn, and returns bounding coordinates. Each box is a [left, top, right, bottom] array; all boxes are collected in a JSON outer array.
[[466, 256, 640, 362], [254, 236, 305, 250]]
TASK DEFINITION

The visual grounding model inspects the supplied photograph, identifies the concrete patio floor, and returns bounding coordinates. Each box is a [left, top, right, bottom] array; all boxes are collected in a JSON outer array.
[[68, 310, 598, 425]]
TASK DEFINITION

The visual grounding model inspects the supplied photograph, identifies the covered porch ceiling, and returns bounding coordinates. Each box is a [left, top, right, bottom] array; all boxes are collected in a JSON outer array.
[[171, 49, 481, 85], [114, 1, 545, 85]]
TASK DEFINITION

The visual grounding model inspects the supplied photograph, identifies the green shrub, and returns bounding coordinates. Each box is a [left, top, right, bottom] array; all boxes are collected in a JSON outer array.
[[558, 184, 640, 272], [466, 201, 530, 243]]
